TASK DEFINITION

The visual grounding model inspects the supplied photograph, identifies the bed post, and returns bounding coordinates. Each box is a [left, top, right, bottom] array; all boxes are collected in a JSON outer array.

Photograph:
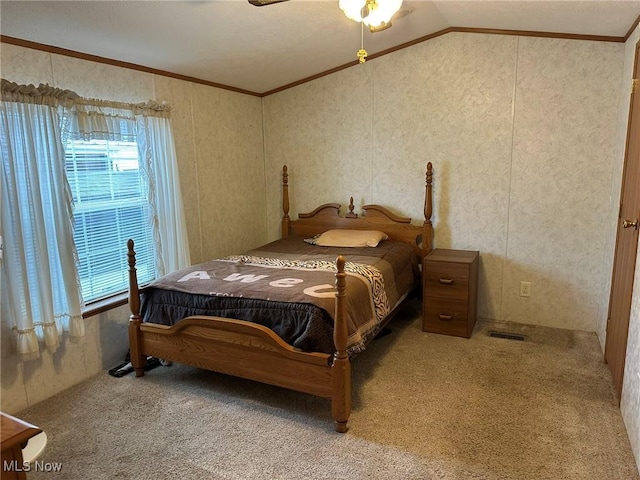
[[422, 162, 434, 257], [281, 165, 290, 238], [332, 255, 351, 433], [127, 239, 146, 377]]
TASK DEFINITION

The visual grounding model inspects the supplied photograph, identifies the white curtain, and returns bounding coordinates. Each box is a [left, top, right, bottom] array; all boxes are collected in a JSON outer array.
[[0, 82, 84, 360], [68, 99, 190, 275], [0, 82, 189, 360], [136, 110, 190, 275]]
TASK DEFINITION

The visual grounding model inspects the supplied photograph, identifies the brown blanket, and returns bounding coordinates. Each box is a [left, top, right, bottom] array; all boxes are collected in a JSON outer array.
[[146, 236, 417, 353]]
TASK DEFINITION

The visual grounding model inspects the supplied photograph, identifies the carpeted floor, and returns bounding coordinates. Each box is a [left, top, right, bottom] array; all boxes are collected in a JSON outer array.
[[15, 299, 640, 479]]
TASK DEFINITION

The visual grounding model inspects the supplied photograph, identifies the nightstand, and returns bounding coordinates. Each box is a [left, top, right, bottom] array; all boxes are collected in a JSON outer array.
[[422, 249, 479, 338]]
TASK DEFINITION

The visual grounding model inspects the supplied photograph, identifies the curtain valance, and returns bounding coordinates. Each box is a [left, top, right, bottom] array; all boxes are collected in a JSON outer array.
[[68, 98, 171, 141], [1, 79, 80, 106], [1, 79, 171, 116]]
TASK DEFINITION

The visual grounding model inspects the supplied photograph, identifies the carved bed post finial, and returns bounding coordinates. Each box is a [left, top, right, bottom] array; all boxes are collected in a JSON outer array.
[[127, 239, 146, 377], [127, 239, 139, 314], [282, 165, 290, 238], [422, 162, 434, 257], [334, 255, 347, 358], [346, 196, 358, 219], [332, 255, 351, 433]]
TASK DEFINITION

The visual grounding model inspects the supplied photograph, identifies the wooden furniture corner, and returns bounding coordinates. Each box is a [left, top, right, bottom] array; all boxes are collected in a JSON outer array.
[[422, 249, 479, 338], [1, 412, 42, 479]]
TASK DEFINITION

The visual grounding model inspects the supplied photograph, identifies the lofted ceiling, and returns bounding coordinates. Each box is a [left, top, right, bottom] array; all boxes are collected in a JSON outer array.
[[1, 0, 640, 95]]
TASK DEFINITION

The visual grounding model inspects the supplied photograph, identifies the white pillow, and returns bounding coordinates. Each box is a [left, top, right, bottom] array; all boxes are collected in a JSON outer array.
[[308, 229, 388, 248]]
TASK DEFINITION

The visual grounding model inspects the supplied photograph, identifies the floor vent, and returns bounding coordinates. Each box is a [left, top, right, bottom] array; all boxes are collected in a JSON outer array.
[[488, 331, 526, 341]]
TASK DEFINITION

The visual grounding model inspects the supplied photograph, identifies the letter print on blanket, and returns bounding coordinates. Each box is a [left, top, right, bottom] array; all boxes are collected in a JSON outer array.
[[223, 255, 391, 325]]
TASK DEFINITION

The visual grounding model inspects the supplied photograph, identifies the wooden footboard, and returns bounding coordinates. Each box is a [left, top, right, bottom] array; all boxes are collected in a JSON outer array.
[[134, 316, 334, 397], [128, 240, 351, 432]]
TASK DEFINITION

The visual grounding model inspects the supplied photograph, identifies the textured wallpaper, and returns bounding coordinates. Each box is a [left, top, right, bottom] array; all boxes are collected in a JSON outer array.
[[370, 33, 517, 322], [0, 43, 53, 85], [263, 64, 374, 239], [505, 37, 622, 331], [189, 83, 266, 261], [264, 32, 624, 332]]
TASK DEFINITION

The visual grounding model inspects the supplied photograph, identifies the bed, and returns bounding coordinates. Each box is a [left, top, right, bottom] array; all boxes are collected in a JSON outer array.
[[127, 163, 434, 432]]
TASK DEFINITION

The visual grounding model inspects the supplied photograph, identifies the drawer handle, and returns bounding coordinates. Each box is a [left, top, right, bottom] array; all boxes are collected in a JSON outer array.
[[438, 313, 453, 321], [439, 278, 454, 285]]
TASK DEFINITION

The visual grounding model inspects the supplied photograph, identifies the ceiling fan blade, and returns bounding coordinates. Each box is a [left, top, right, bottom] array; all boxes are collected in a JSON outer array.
[[369, 22, 392, 33], [369, 6, 412, 32], [248, 0, 289, 6]]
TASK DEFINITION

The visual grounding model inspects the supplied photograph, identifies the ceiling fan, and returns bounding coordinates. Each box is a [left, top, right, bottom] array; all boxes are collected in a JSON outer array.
[[248, 0, 402, 33], [248, 0, 288, 5]]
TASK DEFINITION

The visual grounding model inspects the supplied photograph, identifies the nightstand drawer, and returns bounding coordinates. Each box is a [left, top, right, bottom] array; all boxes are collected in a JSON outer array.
[[422, 298, 470, 338], [423, 262, 469, 300]]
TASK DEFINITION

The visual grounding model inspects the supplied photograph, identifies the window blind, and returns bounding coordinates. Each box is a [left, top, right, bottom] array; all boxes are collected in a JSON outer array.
[[65, 138, 155, 303]]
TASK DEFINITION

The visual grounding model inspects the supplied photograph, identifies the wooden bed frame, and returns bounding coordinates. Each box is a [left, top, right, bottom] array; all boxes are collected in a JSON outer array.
[[127, 163, 434, 432]]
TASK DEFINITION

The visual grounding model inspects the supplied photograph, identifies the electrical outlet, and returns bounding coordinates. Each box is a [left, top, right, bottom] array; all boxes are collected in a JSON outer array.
[[520, 281, 531, 297]]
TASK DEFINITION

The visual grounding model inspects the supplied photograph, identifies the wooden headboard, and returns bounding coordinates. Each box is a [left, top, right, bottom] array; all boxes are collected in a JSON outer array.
[[281, 163, 434, 261]]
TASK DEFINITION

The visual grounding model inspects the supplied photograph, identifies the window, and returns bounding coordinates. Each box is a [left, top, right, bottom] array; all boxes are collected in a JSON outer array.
[[2, 86, 188, 358], [65, 137, 155, 303]]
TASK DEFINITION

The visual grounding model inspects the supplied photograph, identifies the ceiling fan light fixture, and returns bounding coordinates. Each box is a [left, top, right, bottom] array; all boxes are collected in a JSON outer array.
[[339, 0, 367, 22], [339, 0, 402, 27]]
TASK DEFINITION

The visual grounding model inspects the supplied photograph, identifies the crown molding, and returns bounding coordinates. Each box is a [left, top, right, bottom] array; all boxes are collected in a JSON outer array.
[[1, 24, 628, 99]]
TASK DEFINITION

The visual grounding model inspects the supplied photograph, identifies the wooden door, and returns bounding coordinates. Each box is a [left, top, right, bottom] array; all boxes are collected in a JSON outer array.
[[605, 41, 640, 401]]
